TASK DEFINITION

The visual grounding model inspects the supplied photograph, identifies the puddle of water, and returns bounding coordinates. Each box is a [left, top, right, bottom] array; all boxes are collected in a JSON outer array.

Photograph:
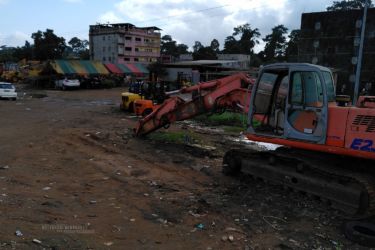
[[229, 135, 282, 151]]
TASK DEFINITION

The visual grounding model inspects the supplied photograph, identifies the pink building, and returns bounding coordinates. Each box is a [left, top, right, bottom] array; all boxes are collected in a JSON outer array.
[[89, 23, 161, 64]]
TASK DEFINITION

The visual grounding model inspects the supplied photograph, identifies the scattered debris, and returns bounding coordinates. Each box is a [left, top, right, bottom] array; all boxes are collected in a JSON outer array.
[[195, 223, 205, 230], [15, 230, 23, 237], [42, 187, 51, 191], [32, 239, 42, 245], [104, 241, 114, 246], [0, 165, 9, 170], [228, 235, 234, 242]]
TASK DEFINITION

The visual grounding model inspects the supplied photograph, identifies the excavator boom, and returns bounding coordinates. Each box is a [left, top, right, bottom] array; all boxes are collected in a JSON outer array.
[[134, 73, 254, 136]]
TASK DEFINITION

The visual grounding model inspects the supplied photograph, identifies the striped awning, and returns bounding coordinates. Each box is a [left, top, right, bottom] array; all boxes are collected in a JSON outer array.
[[104, 63, 149, 77], [52, 60, 109, 75]]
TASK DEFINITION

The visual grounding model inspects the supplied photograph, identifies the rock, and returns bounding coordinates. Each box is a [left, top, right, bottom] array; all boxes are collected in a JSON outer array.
[[42, 186, 51, 191], [89, 200, 97, 204], [221, 235, 228, 241], [130, 218, 136, 222], [104, 241, 113, 246], [0, 165, 9, 170]]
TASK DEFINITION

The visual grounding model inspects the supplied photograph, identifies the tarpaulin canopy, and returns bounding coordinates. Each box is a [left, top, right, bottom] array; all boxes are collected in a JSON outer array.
[[51, 60, 109, 75], [104, 63, 149, 77]]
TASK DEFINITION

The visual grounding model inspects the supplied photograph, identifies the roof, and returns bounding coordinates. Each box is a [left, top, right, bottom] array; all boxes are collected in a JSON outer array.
[[104, 63, 149, 76], [262, 63, 331, 71], [51, 60, 109, 75], [168, 60, 239, 66], [90, 23, 161, 31]]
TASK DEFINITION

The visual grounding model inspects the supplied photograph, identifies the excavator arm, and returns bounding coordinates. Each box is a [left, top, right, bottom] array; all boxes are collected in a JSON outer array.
[[134, 73, 254, 136]]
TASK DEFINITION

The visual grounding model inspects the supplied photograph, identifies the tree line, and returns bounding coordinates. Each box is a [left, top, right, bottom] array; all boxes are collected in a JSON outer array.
[[161, 23, 299, 66], [0, 29, 89, 62]]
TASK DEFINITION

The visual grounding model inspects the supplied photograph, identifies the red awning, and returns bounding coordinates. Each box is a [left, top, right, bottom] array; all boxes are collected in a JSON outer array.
[[124, 63, 142, 76], [104, 63, 123, 74]]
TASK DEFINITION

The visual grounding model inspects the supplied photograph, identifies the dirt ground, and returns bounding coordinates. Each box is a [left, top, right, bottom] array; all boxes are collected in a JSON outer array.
[[0, 87, 370, 249]]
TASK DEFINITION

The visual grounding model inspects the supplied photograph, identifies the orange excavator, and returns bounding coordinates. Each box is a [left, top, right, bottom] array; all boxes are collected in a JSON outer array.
[[134, 63, 375, 215]]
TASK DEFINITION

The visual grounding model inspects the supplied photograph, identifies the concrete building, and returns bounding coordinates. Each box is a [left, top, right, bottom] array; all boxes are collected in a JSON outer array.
[[217, 54, 251, 69], [89, 23, 161, 64], [297, 8, 375, 95]]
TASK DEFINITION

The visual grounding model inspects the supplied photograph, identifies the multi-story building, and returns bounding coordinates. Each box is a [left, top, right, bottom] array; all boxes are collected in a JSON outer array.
[[89, 23, 161, 64], [297, 8, 375, 95]]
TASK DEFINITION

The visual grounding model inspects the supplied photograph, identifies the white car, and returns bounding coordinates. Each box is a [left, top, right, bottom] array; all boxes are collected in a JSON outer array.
[[0, 82, 17, 100], [55, 78, 80, 90]]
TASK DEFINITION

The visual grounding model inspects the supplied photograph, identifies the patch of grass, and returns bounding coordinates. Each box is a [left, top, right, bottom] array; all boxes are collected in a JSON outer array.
[[223, 126, 245, 133], [148, 131, 202, 144], [194, 111, 247, 127]]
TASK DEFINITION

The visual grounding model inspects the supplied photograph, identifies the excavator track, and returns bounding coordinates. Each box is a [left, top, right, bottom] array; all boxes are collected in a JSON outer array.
[[223, 147, 375, 216]]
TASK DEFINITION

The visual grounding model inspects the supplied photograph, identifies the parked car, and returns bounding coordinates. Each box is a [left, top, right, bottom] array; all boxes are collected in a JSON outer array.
[[0, 82, 17, 100], [55, 78, 80, 90]]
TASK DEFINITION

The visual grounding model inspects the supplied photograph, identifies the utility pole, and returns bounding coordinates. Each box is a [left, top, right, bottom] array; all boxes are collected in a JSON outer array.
[[353, 6, 368, 105]]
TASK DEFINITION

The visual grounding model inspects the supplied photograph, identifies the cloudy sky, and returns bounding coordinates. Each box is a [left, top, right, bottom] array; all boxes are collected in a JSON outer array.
[[0, 0, 337, 51]]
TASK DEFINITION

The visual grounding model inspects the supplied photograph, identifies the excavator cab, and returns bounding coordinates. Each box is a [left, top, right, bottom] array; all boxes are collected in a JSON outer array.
[[248, 63, 335, 144]]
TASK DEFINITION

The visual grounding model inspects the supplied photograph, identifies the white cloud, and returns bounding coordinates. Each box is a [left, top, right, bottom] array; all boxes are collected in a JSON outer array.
[[0, 31, 30, 47], [63, 0, 83, 3], [99, 0, 335, 51], [98, 11, 123, 23]]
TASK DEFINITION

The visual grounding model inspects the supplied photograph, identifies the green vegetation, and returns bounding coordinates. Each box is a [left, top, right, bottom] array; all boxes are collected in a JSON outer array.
[[148, 131, 202, 144], [194, 111, 247, 127]]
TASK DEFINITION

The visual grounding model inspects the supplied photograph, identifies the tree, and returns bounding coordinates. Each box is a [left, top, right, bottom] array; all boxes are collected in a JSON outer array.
[[161, 35, 189, 58], [0, 46, 16, 62], [13, 41, 33, 61], [223, 36, 241, 53], [193, 41, 203, 53], [31, 29, 66, 60], [233, 23, 261, 54], [67, 37, 89, 59], [327, 0, 373, 11], [285, 29, 300, 60], [176, 44, 189, 55], [210, 39, 220, 53], [263, 25, 288, 62], [192, 41, 217, 60], [223, 23, 260, 54]]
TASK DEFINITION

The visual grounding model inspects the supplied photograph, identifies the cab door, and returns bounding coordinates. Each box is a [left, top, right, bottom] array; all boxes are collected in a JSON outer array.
[[284, 68, 328, 144]]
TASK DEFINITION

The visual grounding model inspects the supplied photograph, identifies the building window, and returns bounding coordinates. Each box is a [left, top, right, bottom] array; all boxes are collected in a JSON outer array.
[[108, 36, 111, 40], [103, 57, 106, 61], [134, 58, 139, 61], [145, 48, 152, 52], [103, 47, 106, 52], [124, 58, 130, 61], [145, 39, 149, 42], [108, 46, 111, 52], [314, 22, 321, 30], [109, 56, 111, 62], [103, 36, 105, 41], [125, 47, 132, 51], [125, 36, 132, 40], [135, 48, 139, 52], [135, 37, 141, 42]]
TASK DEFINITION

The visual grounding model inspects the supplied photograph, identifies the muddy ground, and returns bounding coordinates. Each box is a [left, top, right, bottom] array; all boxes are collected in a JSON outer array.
[[0, 87, 370, 249]]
